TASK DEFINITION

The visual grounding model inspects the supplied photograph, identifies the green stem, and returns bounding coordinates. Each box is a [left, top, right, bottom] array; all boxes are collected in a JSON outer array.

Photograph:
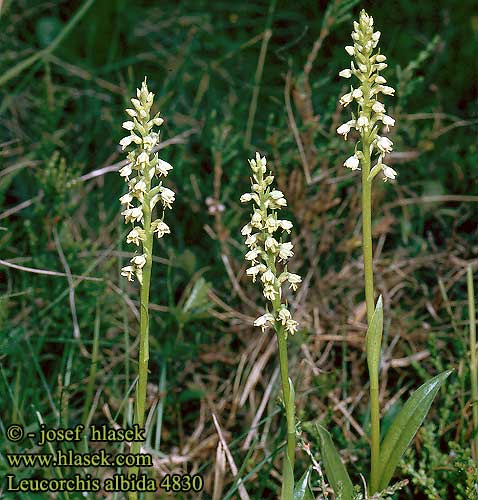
[[369, 375, 380, 492], [362, 137, 379, 492], [129, 185, 153, 500], [276, 325, 295, 473], [467, 265, 478, 461]]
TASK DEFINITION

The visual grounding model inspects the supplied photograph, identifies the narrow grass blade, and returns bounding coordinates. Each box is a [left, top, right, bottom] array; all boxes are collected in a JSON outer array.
[[316, 424, 354, 500], [293, 467, 314, 500], [378, 370, 453, 490], [0, 0, 96, 87]]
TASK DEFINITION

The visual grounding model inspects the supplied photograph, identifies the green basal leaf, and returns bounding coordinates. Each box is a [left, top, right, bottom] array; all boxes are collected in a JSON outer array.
[[316, 424, 354, 500], [281, 454, 294, 500], [366, 295, 383, 384], [378, 370, 453, 490], [293, 467, 314, 500]]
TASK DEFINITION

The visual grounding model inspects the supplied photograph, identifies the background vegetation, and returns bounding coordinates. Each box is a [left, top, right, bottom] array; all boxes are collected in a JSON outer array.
[[0, 0, 477, 498]]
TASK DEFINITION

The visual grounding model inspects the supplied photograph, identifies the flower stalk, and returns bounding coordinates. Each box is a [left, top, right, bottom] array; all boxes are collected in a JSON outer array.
[[119, 78, 175, 494], [467, 265, 478, 460], [241, 153, 301, 496], [337, 10, 396, 493]]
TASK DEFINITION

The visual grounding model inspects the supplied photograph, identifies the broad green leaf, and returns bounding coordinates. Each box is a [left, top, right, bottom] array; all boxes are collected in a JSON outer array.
[[316, 425, 354, 500], [281, 454, 294, 500], [293, 467, 314, 500], [366, 296, 383, 384], [378, 370, 453, 490]]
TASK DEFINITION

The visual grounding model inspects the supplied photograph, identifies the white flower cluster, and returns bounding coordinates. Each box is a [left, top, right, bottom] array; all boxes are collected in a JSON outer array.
[[119, 79, 175, 283], [337, 10, 397, 182], [241, 153, 302, 337]]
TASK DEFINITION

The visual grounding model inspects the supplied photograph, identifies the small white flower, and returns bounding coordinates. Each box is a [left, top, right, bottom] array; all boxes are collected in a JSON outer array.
[[119, 192, 133, 205], [269, 190, 284, 200], [264, 215, 279, 233], [120, 136, 133, 150], [143, 133, 159, 151], [264, 236, 279, 253], [126, 227, 145, 246], [256, 153, 267, 172], [372, 31, 381, 42], [125, 109, 137, 117], [278, 307, 291, 325], [279, 220, 293, 233], [251, 212, 263, 228], [376, 54, 387, 62], [339, 92, 353, 107], [345, 45, 355, 56], [272, 197, 287, 207], [121, 265, 135, 282], [372, 102, 385, 114], [133, 179, 147, 193], [152, 117, 164, 126], [245, 233, 257, 247], [357, 116, 369, 128], [261, 269, 275, 283], [376, 63, 387, 71], [375, 75, 387, 84], [122, 206, 143, 224], [131, 254, 146, 268], [240, 193, 253, 203], [344, 155, 360, 171], [287, 273, 302, 291], [245, 248, 261, 263], [122, 121, 135, 131], [378, 85, 395, 96], [119, 163, 133, 179], [160, 187, 175, 208], [337, 120, 356, 140], [137, 152, 149, 165], [156, 159, 173, 177], [376, 136, 393, 154], [131, 97, 141, 110], [382, 165, 397, 181], [339, 69, 352, 78], [241, 223, 253, 236], [254, 313, 274, 332], [278, 242, 294, 261], [151, 220, 170, 238], [246, 264, 266, 282], [352, 88, 363, 99], [285, 319, 299, 335], [382, 115, 395, 131], [263, 284, 278, 301]]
